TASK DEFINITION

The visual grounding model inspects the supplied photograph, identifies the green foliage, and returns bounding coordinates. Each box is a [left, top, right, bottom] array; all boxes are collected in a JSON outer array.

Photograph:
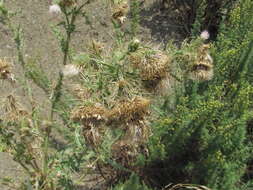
[[24, 58, 51, 94], [130, 0, 140, 38], [111, 174, 152, 190], [147, 0, 253, 189], [214, 0, 253, 83]]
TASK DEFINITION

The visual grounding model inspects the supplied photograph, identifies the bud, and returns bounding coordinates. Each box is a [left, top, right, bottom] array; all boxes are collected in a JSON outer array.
[[128, 38, 140, 52]]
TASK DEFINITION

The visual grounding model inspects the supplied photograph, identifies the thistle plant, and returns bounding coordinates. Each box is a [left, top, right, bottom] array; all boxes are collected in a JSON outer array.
[[50, 0, 90, 120], [0, 1, 90, 189]]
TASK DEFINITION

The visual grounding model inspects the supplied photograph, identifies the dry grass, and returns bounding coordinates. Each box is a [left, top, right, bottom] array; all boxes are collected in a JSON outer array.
[[1, 95, 29, 122]]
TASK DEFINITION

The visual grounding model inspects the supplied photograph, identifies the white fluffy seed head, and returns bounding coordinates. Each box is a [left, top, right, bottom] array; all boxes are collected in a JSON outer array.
[[62, 64, 80, 77], [200, 30, 210, 40], [49, 4, 61, 15]]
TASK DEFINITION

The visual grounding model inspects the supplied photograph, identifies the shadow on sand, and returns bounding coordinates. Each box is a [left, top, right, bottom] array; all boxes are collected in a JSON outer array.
[[139, 1, 186, 46]]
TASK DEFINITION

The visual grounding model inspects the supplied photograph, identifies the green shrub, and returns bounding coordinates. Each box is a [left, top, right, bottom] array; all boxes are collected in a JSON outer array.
[[146, 0, 253, 189], [162, 0, 238, 38], [111, 174, 152, 190]]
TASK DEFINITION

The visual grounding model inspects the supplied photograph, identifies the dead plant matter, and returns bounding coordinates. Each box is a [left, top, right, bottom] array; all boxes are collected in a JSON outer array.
[[71, 97, 151, 182], [0, 58, 15, 82], [71, 104, 108, 126], [164, 183, 212, 190], [108, 96, 150, 123], [135, 51, 170, 81], [189, 44, 214, 81], [108, 97, 150, 172], [71, 104, 108, 146], [1, 95, 28, 122], [112, 1, 129, 24], [129, 50, 173, 95]]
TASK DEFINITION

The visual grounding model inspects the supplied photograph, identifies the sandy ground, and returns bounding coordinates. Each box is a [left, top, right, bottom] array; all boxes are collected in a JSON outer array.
[[0, 0, 183, 189]]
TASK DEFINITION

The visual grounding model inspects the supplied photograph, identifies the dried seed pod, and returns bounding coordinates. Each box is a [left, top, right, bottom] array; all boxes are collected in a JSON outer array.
[[71, 104, 108, 126], [71, 104, 109, 146], [189, 61, 214, 81], [131, 51, 171, 81], [0, 58, 15, 82], [108, 97, 150, 123], [112, 1, 129, 24], [128, 51, 143, 66], [141, 52, 170, 81]]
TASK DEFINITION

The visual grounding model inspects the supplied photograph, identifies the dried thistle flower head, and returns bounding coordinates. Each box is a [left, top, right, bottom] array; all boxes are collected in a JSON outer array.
[[0, 58, 15, 82], [129, 50, 173, 94], [108, 97, 150, 122], [71, 104, 108, 126], [133, 51, 171, 81], [189, 61, 214, 81], [71, 104, 108, 146], [128, 51, 143, 66], [112, 1, 129, 24], [189, 44, 214, 81]]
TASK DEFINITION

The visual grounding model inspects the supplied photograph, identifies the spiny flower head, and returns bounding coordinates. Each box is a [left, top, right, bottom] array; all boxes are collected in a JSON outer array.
[[71, 104, 108, 126]]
